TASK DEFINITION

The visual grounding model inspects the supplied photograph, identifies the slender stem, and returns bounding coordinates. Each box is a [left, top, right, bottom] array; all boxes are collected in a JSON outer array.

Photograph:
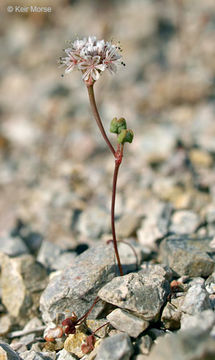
[[92, 322, 110, 336], [87, 85, 115, 157], [111, 156, 123, 276], [86, 84, 123, 276], [118, 240, 139, 271], [76, 296, 100, 325]]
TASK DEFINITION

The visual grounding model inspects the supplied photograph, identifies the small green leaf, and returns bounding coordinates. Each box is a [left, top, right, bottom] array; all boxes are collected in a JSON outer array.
[[117, 129, 134, 144], [110, 117, 127, 134]]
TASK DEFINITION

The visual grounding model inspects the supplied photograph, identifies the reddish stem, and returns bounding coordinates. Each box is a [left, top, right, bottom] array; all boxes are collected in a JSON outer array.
[[111, 144, 124, 276], [76, 296, 100, 325], [86, 85, 123, 276], [87, 85, 115, 157], [92, 322, 110, 335]]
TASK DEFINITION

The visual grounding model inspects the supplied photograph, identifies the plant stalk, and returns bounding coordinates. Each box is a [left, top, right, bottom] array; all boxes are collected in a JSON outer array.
[[87, 85, 115, 157], [77, 296, 100, 325], [86, 84, 123, 276], [111, 158, 123, 276]]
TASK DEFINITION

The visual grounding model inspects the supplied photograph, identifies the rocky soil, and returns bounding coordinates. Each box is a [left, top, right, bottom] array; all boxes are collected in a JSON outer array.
[[1, 0, 215, 359]]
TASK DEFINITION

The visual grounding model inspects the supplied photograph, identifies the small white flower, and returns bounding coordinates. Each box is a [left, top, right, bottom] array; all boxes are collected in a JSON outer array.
[[60, 36, 123, 83], [103, 47, 122, 74], [60, 52, 80, 73], [96, 40, 105, 53], [73, 38, 87, 50], [87, 36, 97, 44], [79, 56, 106, 81]]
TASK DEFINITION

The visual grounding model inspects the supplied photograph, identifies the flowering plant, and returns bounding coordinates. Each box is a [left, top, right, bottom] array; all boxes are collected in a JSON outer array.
[[43, 35, 134, 354], [60, 36, 124, 86], [60, 35, 133, 277]]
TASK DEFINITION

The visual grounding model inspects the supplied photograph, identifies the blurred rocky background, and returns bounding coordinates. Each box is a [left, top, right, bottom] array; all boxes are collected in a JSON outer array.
[[0, 0, 215, 359], [0, 0, 215, 250]]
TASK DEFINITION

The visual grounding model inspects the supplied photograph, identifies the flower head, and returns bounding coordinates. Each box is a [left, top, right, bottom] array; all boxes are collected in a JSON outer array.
[[60, 36, 123, 85]]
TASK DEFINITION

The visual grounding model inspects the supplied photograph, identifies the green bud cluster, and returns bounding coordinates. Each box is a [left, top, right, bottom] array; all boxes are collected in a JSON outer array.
[[117, 129, 134, 144], [110, 117, 134, 144], [110, 117, 127, 134]]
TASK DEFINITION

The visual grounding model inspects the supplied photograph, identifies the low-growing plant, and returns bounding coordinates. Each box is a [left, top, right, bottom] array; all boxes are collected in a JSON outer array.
[[59, 36, 134, 276], [44, 36, 134, 353]]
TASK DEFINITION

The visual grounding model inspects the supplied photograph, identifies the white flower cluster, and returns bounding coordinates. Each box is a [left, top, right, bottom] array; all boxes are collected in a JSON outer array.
[[60, 36, 124, 84]]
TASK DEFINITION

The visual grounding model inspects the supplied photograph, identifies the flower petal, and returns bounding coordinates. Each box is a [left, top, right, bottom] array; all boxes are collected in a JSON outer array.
[[96, 64, 106, 71], [82, 68, 91, 80], [91, 68, 100, 81], [65, 64, 75, 73], [65, 48, 72, 56]]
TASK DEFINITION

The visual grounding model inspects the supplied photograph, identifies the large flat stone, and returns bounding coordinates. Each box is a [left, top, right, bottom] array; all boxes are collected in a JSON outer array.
[[181, 284, 211, 315], [159, 235, 214, 277], [40, 244, 116, 323], [95, 333, 133, 360], [107, 308, 149, 338], [1, 254, 47, 324], [98, 270, 170, 321], [147, 329, 215, 360]]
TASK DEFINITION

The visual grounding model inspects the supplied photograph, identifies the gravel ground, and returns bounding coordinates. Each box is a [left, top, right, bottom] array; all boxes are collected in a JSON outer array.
[[0, 0, 215, 359]]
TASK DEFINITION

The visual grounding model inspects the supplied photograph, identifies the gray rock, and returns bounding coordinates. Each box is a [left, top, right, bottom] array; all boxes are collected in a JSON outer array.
[[147, 329, 215, 360], [136, 124, 178, 163], [180, 310, 215, 333], [209, 236, 215, 250], [107, 308, 149, 338], [98, 271, 170, 321], [37, 240, 63, 269], [21, 350, 55, 360], [140, 263, 173, 282], [208, 224, 215, 237], [137, 202, 172, 250], [52, 252, 77, 271], [181, 284, 211, 315], [1, 254, 47, 323], [0, 315, 11, 336], [0, 236, 29, 257], [118, 240, 144, 273], [56, 349, 77, 360], [170, 210, 200, 235], [161, 301, 182, 330], [192, 105, 215, 153], [40, 243, 116, 323], [0, 342, 21, 360], [205, 272, 215, 294], [206, 206, 215, 237], [95, 333, 133, 360], [37, 241, 76, 271], [210, 324, 215, 338], [115, 214, 141, 238], [18, 318, 44, 346], [186, 277, 205, 288], [19, 228, 43, 254], [77, 206, 110, 239], [160, 235, 214, 277], [206, 207, 215, 224], [136, 335, 152, 356]]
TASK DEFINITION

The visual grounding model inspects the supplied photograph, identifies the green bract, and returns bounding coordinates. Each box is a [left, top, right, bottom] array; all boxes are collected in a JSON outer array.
[[110, 117, 127, 134], [117, 129, 134, 144]]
